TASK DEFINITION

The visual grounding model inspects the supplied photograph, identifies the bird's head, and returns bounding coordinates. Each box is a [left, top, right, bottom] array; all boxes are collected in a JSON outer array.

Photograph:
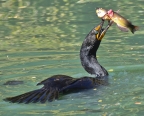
[[94, 20, 112, 40]]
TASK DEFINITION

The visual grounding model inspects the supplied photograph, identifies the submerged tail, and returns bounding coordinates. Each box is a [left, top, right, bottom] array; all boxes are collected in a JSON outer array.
[[4, 88, 59, 104], [131, 25, 139, 34]]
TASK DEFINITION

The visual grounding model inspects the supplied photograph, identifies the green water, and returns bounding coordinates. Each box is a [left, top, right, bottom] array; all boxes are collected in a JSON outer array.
[[0, 0, 144, 116]]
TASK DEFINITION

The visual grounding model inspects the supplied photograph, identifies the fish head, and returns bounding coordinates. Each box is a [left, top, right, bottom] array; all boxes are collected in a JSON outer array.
[[96, 8, 107, 18]]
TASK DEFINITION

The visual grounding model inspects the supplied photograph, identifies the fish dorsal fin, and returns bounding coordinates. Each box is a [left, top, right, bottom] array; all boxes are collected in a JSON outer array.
[[116, 9, 120, 13], [117, 24, 129, 32]]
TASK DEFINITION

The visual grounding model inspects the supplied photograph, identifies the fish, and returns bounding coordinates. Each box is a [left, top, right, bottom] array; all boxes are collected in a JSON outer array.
[[96, 8, 139, 34]]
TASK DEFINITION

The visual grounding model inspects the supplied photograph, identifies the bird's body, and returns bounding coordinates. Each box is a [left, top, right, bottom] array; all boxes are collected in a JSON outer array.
[[4, 21, 111, 103]]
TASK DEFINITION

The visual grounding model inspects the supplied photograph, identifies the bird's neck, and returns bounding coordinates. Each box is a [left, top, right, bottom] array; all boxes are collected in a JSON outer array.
[[80, 28, 108, 77]]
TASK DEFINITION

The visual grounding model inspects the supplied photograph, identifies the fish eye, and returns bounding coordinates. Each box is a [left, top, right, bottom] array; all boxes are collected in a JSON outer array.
[[98, 11, 101, 14]]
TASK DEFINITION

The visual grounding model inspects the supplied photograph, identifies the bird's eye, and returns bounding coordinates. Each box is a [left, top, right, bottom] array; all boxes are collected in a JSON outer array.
[[93, 30, 98, 34]]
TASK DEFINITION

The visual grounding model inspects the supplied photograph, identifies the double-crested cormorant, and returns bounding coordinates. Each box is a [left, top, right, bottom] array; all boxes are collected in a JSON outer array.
[[4, 21, 112, 103]]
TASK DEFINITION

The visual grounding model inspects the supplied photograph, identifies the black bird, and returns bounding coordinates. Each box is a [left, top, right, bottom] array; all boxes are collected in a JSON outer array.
[[4, 21, 112, 103]]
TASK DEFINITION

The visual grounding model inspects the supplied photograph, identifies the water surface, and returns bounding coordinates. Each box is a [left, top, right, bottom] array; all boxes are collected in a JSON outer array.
[[0, 0, 144, 116]]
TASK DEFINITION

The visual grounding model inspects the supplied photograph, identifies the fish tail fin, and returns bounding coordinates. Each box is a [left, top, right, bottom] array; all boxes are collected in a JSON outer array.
[[131, 26, 139, 34], [4, 88, 59, 104]]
